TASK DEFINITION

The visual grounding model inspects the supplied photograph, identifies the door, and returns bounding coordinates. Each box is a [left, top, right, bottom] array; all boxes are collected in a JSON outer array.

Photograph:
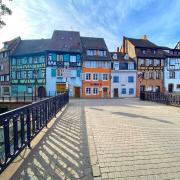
[[56, 83, 66, 94], [74, 87, 80, 97], [168, 84, 174, 93], [103, 87, 108, 98], [38, 86, 46, 98], [113, 88, 118, 98]]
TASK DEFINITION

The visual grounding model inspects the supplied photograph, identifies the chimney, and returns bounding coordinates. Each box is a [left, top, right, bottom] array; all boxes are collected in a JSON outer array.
[[117, 47, 119, 52], [140, 35, 147, 40], [122, 36, 126, 54]]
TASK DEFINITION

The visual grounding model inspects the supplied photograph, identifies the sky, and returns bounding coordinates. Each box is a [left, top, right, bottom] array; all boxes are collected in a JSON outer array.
[[0, 0, 180, 51]]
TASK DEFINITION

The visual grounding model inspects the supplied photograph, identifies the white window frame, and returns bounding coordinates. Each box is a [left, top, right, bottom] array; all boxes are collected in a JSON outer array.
[[70, 55, 76, 62], [85, 73, 91, 81], [93, 87, 99, 95], [103, 74, 108, 81], [85, 87, 91, 95], [93, 73, 98, 81]]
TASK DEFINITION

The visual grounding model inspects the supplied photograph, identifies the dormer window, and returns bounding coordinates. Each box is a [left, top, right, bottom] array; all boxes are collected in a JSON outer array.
[[124, 54, 129, 60], [113, 53, 117, 60], [142, 50, 146, 54]]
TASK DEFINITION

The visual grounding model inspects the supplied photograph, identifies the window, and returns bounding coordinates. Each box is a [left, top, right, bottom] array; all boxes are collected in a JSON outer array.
[[57, 55, 63, 61], [0, 65, 3, 71], [113, 62, 119, 70], [70, 56, 76, 62], [113, 76, 119, 83], [146, 86, 153, 91], [85, 73, 91, 80], [86, 88, 91, 95], [27, 86, 33, 94], [128, 76, 134, 83], [87, 50, 91, 55], [93, 73, 98, 80], [142, 50, 146, 54], [12, 58, 16, 65], [113, 53, 117, 59], [103, 74, 108, 81], [153, 50, 156, 54], [156, 72, 161, 79], [139, 59, 145, 66], [129, 88, 134, 95], [149, 59, 153, 66], [57, 68, 63, 77], [154, 59, 160, 66], [177, 84, 180, 89], [149, 72, 154, 79], [122, 88, 126, 94], [169, 71, 175, 79], [71, 70, 76, 78], [93, 88, 98, 95], [128, 63, 134, 70], [0, 76, 4, 81], [2, 86, 10, 95]]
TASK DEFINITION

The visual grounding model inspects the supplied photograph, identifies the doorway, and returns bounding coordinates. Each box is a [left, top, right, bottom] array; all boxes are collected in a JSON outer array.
[[168, 84, 174, 93], [103, 87, 108, 98], [113, 88, 119, 98], [74, 87, 80, 97], [38, 86, 46, 98]]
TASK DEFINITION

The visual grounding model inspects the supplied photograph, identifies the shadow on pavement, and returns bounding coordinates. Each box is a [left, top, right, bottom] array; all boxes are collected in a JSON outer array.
[[10, 102, 93, 180]]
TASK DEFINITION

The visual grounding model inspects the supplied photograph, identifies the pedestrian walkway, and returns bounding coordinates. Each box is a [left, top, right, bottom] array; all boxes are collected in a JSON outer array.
[[3, 98, 180, 179]]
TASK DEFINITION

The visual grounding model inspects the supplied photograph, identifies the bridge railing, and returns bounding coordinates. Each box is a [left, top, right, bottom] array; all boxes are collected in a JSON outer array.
[[0, 92, 69, 173], [140, 91, 180, 106]]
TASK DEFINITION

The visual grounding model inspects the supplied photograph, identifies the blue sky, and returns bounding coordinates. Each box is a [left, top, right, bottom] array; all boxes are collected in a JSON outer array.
[[0, 0, 180, 50]]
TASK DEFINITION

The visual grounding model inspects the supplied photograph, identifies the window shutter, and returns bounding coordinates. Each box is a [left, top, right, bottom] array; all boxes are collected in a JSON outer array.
[[51, 68, 56, 77]]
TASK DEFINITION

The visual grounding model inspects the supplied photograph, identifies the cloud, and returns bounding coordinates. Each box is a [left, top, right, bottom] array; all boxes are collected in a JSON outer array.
[[0, 0, 180, 50]]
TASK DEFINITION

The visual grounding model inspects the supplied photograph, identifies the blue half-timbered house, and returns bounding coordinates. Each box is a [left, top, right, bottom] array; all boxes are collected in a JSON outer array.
[[46, 30, 82, 97], [10, 39, 49, 97]]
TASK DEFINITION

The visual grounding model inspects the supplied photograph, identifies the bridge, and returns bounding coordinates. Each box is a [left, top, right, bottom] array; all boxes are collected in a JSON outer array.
[[0, 96, 180, 179]]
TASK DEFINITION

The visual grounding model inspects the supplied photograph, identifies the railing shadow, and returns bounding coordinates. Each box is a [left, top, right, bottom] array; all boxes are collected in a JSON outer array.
[[10, 102, 93, 179]]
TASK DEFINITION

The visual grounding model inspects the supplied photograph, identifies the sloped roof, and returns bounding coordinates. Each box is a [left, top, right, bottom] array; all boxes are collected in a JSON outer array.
[[0, 37, 21, 53], [12, 39, 51, 56], [50, 30, 82, 52], [81, 36, 111, 61], [110, 52, 135, 62], [126, 37, 158, 48]]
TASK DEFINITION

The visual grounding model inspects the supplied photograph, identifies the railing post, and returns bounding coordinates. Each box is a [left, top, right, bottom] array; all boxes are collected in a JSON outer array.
[[20, 112, 25, 146], [13, 115, 18, 153], [26, 108, 31, 148], [3, 119, 10, 161]]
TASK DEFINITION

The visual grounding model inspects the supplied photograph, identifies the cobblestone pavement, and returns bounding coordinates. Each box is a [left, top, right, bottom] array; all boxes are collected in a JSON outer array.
[[10, 98, 180, 179], [81, 98, 180, 180]]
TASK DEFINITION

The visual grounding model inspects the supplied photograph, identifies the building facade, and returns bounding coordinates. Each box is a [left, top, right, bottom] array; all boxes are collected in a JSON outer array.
[[10, 39, 49, 97], [81, 37, 111, 98], [121, 36, 165, 97], [164, 49, 180, 93], [110, 52, 136, 98], [46, 31, 82, 97], [0, 37, 20, 96]]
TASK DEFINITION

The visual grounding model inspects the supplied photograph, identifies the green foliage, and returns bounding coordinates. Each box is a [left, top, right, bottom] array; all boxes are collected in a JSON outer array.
[[0, 0, 13, 28]]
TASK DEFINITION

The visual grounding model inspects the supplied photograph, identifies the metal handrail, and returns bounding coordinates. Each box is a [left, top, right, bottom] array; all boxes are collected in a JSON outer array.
[[0, 92, 69, 173], [140, 91, 180, 106]]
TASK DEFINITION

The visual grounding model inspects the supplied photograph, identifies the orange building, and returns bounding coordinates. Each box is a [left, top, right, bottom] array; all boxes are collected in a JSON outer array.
[[81, 37, 111, 98]]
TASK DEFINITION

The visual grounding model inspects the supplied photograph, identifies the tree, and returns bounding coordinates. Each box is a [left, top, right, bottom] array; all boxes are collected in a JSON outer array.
[[0, 0, 12, 28]]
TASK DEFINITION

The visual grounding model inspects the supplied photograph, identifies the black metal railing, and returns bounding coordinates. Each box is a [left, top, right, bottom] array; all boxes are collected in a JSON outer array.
[[140, 91, 180, 106], [0, 91, 68, 103], [0, 92, 69, 173]]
